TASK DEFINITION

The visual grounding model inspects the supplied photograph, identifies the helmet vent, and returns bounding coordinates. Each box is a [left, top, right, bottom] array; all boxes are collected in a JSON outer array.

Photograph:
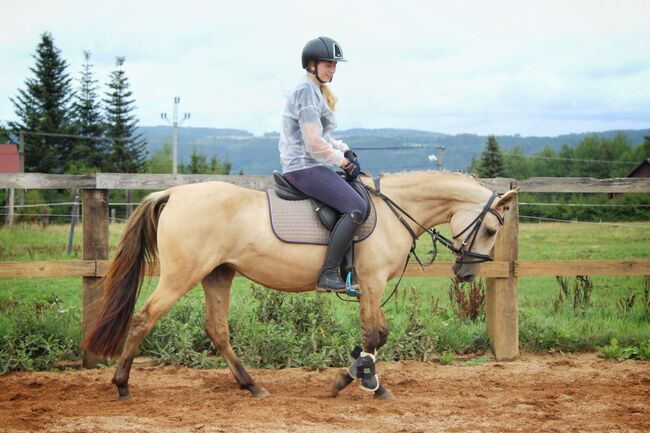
[[333, 43, 343, 59]]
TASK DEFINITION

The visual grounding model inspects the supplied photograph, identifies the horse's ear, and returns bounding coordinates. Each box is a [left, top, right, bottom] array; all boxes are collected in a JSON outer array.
[[495, 189, 519, 211]]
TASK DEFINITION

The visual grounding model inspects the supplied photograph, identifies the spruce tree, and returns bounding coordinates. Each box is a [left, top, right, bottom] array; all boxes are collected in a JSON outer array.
[[103, 57, 147, 173], [477, 135, 505, 178], [70, 51, 106, 171], [0, 123, 9, 143], [8, 32, 74, 173]]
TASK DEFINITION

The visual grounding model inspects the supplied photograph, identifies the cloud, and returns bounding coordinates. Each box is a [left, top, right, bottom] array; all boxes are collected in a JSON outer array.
[[1, 0, 649, 136]]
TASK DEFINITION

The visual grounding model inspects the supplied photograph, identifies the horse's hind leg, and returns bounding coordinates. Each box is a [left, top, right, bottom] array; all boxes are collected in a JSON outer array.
[[202, 265, 270, 398], [112, 276, 195, 400]]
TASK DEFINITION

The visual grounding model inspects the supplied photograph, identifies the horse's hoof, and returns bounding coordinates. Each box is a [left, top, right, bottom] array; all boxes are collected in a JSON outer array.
[[249, 385, 271, 398], [328, 383, 341, 398], [374, 385, 395, 401], [254, 389, 271, 399], [117, 393, 132, 401], [116, 384, 131, 401]]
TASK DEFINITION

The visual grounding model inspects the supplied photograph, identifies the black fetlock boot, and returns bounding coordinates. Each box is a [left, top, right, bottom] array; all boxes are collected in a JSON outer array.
[[316, 211, 363, 292]]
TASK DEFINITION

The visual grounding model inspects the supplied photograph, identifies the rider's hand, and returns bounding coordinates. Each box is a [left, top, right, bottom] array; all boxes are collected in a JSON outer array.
[[342, 153, 361, 180]]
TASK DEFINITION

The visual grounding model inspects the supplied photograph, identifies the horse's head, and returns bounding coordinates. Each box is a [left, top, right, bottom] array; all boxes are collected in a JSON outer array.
[[449, 189, 518, 282]]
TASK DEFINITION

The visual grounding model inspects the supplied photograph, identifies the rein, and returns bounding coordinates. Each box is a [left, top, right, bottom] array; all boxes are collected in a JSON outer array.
[[358, 180, 504, 307]]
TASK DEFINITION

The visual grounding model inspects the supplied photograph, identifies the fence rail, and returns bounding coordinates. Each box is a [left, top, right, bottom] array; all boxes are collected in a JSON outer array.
[[3, 173, 650, 192], [2, 173, 650, 365], [3, 260, 650, 279]]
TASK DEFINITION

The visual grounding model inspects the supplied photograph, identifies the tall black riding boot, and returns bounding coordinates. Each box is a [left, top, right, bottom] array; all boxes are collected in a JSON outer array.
[[316, 211, 363, 292]]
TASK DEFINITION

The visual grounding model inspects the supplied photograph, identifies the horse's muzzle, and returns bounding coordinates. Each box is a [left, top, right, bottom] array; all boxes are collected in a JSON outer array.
[[452, 262, 477, 283]]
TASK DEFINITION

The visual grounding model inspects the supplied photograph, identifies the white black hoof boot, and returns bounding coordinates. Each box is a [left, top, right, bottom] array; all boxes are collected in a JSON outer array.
[[348, 351, 379, 392]]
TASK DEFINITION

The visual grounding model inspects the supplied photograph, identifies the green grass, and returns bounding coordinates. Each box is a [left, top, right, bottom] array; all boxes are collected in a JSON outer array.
[[1, 221, 649, 372]]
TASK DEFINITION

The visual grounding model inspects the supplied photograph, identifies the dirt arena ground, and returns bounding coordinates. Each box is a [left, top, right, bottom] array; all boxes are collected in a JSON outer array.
[[1, 353, 648, 433]]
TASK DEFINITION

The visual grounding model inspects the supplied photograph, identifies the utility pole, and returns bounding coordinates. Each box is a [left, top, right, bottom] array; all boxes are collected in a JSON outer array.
[[435, 145, 446, 170], [427, 145, 446, 170], [161, 97, 190, 174]]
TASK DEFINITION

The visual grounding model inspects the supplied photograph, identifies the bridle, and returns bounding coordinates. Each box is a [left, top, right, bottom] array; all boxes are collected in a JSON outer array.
[[339, 180, 505, 306], [364, 183, 504, 268], [431, 192, 504, 266]]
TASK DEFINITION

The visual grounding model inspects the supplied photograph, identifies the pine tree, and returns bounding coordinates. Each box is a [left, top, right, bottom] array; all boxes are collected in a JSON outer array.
[[477, 135, 505, 178], [103, 57, 147, 173], [0, 123, 9, 143], [70, 51, 106, 172], [8, 32, 75, 173]]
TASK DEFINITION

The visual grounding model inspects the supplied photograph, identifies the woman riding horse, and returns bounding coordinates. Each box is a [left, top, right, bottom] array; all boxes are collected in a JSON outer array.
[[279, 36, 366, 293], [81, 38, 518, 402]]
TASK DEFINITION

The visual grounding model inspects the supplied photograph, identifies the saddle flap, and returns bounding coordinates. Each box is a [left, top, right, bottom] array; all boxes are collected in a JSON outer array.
[[310, 198, 339, 231]]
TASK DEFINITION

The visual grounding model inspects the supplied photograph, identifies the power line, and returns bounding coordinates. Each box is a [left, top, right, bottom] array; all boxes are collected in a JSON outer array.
[[506, 154, 637, 165], [4, 129, 130, 141], [520, 202, 650, 208], [519, 215, 650, 228]]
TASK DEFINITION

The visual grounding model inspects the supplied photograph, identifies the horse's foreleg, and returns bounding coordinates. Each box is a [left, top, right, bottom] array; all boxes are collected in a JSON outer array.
[[331, 275, 395, 400], [359, 298, 394, 401], [202, 266, 270, 398], [112, 277, 194, 400]]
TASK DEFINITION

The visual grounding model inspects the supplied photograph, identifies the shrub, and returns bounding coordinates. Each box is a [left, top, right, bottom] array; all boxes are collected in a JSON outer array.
[[0, 296, 80, 374], [599, 338, 650, 361]]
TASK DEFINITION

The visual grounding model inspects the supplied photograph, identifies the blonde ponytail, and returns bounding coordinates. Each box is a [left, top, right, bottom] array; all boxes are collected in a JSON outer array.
[[320, 84, 338, 112]]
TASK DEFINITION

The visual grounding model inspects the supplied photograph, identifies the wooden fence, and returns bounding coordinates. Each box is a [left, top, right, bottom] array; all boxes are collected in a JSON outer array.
[[2, 173, 650, 366]]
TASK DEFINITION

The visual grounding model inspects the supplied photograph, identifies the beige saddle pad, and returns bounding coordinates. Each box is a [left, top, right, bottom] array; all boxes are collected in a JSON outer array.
[[266, 190, 377, 245]]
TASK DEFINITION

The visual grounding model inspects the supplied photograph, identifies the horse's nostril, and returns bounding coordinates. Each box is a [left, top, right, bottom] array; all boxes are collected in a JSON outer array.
[[455, 273, 475, 283]]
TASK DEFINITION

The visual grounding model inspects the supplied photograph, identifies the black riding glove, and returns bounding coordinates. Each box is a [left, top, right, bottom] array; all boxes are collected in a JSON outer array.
[[344, 150, 361, 179]]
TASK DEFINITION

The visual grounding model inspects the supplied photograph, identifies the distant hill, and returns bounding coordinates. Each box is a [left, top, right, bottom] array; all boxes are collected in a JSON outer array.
[[138, 126, 650, 175]]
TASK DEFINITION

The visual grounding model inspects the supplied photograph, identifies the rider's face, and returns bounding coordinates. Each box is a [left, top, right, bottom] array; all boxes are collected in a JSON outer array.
[[309, 60, 337, 82]]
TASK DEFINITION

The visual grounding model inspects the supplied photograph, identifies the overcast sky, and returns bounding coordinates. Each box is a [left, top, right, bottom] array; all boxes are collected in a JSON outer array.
[[1, 0, 649, 137]]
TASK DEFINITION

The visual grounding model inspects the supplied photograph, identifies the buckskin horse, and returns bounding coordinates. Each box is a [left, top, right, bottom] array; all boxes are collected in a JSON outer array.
[[82, 170, 517, 400]]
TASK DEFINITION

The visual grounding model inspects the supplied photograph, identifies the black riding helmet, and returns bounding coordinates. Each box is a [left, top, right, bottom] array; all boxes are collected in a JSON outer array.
[[301, 36, 347, 83]]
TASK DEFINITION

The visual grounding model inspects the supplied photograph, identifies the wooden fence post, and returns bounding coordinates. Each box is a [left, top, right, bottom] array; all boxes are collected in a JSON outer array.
[[82, 189, 109, 368], [6, 188, 14, 225], [485, 191, 519, 361]]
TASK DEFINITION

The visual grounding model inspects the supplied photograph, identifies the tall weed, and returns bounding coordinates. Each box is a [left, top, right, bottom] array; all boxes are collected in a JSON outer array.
[[553, 276, 593, 312], [448, 278, 485, 322]]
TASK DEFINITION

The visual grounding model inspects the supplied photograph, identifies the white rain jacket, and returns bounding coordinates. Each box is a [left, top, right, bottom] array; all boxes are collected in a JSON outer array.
[[279, 76, 349, 173]]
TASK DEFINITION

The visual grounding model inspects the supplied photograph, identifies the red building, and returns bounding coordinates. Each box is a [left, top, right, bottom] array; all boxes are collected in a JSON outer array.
[[626, 157, 650, 178], [0, 144, 19, 173]]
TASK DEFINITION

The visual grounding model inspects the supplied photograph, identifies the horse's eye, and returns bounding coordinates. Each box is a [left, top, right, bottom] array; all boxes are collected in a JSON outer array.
[[486, 227, 497, 237]]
